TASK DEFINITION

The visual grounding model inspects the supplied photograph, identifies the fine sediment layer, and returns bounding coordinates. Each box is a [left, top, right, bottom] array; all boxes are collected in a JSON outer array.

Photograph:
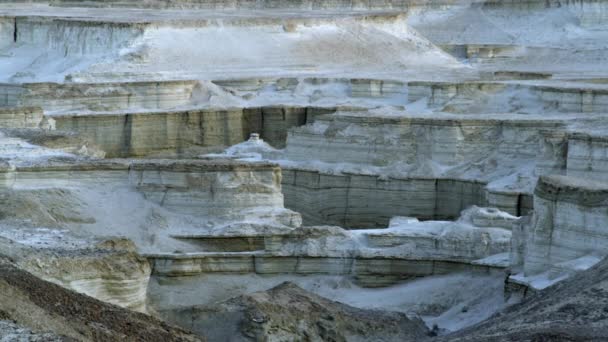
[[283, 169, 532, 227], [0, 259, 201, 342], [147, 213, 511, 286], [523, 175, 608, 276], [284, 113, 565, 167], [52, 106, 327, 156], [0, 159, 288, 218], [408, 81, 608, 114], [566, 132, 608, 183], [1, 236, 152, 313], [0, 81, 199, 113], [149, 253, 505, 288], [50, 0, 604, 10], [0, 107, 44, 128]]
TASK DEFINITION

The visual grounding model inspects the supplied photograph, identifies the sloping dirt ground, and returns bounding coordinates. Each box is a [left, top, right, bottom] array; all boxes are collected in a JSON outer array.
[[165, 281, 430, 341], [0, 259, 202, 342], [439, 257, 608, 342]]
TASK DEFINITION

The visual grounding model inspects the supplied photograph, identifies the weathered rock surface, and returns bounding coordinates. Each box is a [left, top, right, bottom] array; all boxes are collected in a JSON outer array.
[[505, 175, 608, 292], [440, 256, 608, 342], [147, 209, 511, 285], [3, 81, 198, 114], [147, 208, 512, 320], [2, 0, 608, 340], [164, 281, 429, 341], [52, 106, 314, 157], [0, 259, 202, 342], [0, 107, 44, 128], [527, 175, 608, 274], [0, 235, 152, 313], [0, 156, 301, 314], [0, 320, 68, 342]]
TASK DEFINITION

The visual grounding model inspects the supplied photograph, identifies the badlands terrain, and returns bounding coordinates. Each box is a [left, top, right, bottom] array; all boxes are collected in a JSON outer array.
[[1, 0, 608, 340]]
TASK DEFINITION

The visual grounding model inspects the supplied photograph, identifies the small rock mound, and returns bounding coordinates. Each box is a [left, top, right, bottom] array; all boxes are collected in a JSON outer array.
[[168, 281, 429, 341]]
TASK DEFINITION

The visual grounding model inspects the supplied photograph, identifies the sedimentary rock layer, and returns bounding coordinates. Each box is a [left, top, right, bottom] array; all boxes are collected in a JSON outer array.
[[1, 236, 152, 313], [52, 106, 323, 156], [50, 0, 597, 10], [0, 81, 199, 113], [0, 107, 44, 128], [147, 213, 511, 287], [283, 111, 566, 177], [408, 81, 608, 114], [0, 159, 288, 218], [282, 169, 492, 226], [566, 133, 608, 183], [523, 175, 608, 276], [0, 259, 202, 341]]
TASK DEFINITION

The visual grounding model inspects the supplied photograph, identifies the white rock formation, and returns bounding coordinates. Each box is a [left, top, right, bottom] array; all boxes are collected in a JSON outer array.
[[1, 0, 608, 339], [507, 175, 608, 291]]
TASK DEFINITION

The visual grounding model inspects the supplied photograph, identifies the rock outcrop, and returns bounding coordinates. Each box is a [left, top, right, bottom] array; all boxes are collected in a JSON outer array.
[[163, 282, 429, 341], [507, 175, 608, 292], [441, 255, 608, 341], [2, 0, 608, 340], [0, 236, 152, 313], [0, 259, 202, 342]]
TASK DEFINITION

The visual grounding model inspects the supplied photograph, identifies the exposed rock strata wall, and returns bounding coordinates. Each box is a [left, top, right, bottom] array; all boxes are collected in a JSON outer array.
[[284, 114, 562, 168], [0, 81, 199, 113], [283, 172, 534, 228], [50, 0, 601, 10], [567, 133, 608, 183], [11, 239, 152, 313], [0, 160, 287, 218], [149, 254, 500, 284], [213, 77, 407, 102], [0, 107, 44, 128], [282, 168, 531, 227], [0, 260, 201, 342], [50, 0, 421, 9], [53, 106, 324, 156], [524, 175, 608, 276], [12, 16, 145, 55], [0, 159, 296, 312], [147, 217, 510, 287], [408, 81, 608, 113]]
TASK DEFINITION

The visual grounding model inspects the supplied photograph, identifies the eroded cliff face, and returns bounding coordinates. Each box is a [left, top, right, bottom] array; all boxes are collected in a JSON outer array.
[[0, 259, 202, 342], [5, 237, 152, 313], [0, 130, 301, 318], [504, 175, 608, 293], [1, 0, 608, 340]]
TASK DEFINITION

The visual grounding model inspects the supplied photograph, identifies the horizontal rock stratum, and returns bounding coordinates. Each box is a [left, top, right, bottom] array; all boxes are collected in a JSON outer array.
[[1, 0, 608, 340]]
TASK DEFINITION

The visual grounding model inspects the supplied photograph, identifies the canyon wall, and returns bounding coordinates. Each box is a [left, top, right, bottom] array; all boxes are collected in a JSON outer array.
[[523, 175, 608, 276], [52, 106, 323, 156]]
